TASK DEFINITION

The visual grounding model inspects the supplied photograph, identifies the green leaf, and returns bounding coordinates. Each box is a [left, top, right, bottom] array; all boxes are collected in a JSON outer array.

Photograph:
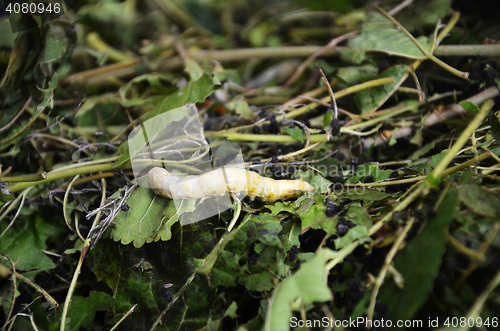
[[67, 292, 115, 331], [184, 58, 203, 81], [458, 184, 500, 217], [240, 270, 278, 292], [154, 199, 196, 242], [0, 187, 14, 202], [148, 74, 220, 119], [378, 191, 459, 321], [336, 64, 379, 84], [0, 215, 61, 270], [297, 170, 331, 193], [118, 73, 173, 107], [347, 162, 394, 183], [209, 215, 283, 287], [354, 66, 407, 113], [343, 205, 372, 228], [348, 12, 432, 59], [112, 186, 171, 248], [334, 224, 370, 249], [395, 0, 453, 33], [226, 99, 254, 120], [265, 201, 297, 216], [299, 196, 335, 233], [41, 25, 67, 74], [283, 128, 305, 143], [487, 110, 500, 140], [265, 248, 353, 331], [340, 188, 390, 201], [460, 100, 479, 115]]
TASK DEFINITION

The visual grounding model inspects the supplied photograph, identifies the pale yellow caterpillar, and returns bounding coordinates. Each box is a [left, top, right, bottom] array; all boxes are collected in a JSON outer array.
[[147, 167, 314, 203]]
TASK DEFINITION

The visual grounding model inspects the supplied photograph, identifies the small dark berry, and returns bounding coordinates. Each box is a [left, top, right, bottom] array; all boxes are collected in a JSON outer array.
[[161, 287, 173, 302], [392, 211, 407, 222], [121, 203, 130, 212], [351, 157, 359, 166], [262, 123, 271, 133], [338, 217, 347, 225], [337, 223, 349, 235], [364, 175, 375, 183], [288, 245, 299, 262], [326, 208, 335, 217], [329, 176, 345, 184], [390, 171, 399, 179], [252, 126, 261, 134], [326, 201, 337, 210], [258, 110, 267, 118], [248, 254, 258, 265], [346, 220, 356, 229], [330, 118, 341, 137], [336, 153, 346, 161]]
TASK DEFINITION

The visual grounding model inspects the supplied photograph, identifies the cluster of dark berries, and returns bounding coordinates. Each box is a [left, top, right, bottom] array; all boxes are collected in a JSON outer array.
[[260, 113, 280, 134], [337, 217, 356, 236], [325, 201, 342, 217], [270, 155, 282, 179], [328, 176, 345, 192], [330, 118, 341, 137]]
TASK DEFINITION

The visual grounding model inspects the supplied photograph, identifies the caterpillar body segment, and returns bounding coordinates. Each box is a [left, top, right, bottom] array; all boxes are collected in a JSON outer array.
[[147, 167, 314, 203]]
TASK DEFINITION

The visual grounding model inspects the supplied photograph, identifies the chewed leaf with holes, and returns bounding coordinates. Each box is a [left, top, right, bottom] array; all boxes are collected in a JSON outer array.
[[112, 186, 171, 247], [347, 11, 432, 59]]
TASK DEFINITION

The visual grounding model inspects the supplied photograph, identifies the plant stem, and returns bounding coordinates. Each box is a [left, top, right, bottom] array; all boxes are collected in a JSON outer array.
[[426, 99, 495, 186], [367, 217, 415, 323], [280, 77, 395, 120], [7, 163, 122, 193]]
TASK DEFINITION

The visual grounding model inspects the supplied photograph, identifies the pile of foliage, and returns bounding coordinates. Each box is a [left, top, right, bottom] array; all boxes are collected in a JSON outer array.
[[1, 0, 500, 330]]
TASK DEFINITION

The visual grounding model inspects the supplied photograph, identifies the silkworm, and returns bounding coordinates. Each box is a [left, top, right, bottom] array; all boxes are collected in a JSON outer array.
[[147, 167, 314, 203]]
